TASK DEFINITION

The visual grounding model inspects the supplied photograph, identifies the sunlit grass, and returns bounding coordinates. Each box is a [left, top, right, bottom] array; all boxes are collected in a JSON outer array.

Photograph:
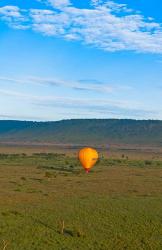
[[0, 153, 161, 249]]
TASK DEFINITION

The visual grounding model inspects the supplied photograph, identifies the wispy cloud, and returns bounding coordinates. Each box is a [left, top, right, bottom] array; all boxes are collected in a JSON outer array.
[[0, 114, 45, 121], [78, 79, 104, 85], [0, 75, 127, 93], [32, 96, 159, 119], [29, 76, 115, 92], [0, 1, 162, 53], [0, 87, 127, 106], [0, 87, 157, 119]]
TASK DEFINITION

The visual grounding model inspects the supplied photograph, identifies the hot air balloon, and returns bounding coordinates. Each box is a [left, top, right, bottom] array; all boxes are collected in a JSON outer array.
[[78, 147, 99, 173]]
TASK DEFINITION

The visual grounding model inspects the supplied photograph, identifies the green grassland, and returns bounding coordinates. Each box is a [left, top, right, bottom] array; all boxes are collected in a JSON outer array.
[[0, 152, 162, 249]]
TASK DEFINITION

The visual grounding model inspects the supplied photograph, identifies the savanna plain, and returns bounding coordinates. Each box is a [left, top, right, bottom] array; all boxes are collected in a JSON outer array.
[[0, 145, 162, 250]]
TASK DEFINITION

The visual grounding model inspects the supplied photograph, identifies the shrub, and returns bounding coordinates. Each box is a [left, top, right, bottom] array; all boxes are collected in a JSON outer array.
[[144, 160, 152, 165]]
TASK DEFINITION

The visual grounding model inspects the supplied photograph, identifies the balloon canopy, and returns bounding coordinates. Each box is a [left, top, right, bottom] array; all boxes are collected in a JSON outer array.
[[78, 147, 99, 173]]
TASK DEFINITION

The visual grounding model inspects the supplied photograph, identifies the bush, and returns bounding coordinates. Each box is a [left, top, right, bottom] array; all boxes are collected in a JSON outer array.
[[144, 160, 152, 165]]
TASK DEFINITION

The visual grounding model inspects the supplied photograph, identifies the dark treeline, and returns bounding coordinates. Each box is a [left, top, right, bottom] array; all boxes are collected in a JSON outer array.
[[0, 119, 162, 145]]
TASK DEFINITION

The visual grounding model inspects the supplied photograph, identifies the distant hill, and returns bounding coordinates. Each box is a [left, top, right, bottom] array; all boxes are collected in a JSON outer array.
[[0, 119, 162, 146]]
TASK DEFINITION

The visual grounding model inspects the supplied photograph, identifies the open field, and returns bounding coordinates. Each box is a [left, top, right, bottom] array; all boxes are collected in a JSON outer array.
[[0, 143, 162, 160], [0, 146, 162, 249]]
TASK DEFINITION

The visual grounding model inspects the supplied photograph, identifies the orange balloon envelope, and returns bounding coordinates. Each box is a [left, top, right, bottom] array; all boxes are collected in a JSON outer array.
[[78, 147, 99, 173]]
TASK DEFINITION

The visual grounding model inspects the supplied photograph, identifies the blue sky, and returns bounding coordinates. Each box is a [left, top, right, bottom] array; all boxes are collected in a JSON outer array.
[[0, 0, 162, 120]]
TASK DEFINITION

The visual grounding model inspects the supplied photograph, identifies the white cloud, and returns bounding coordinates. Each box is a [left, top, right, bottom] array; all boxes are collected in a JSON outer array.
[[0, 6, 24, 22], [91, 0, 132, 13], [0, 5, 28, 28], [0, 6, 21, 18], [37, 0, 71, 10], [48, 0, 71, 9], [1, 1, 162, 53]]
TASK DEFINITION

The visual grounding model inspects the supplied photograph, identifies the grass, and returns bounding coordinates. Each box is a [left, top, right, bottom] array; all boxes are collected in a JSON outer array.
[[0, 152, 162, 249]]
